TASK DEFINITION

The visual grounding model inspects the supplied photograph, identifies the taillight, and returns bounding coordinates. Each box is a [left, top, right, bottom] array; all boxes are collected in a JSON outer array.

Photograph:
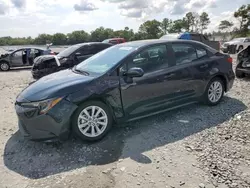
[[50, 52, 55, 55], [227, 57, 233, 63]]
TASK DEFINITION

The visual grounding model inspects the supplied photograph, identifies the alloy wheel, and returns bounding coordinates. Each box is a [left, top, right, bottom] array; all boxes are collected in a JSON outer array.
[[77, 106, 108, 138], [0, 63, 9, 71], [208, 81, 223, 103]]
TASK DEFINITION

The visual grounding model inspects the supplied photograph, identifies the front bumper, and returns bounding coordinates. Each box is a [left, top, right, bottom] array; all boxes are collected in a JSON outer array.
[[15, 99, 78, 141]]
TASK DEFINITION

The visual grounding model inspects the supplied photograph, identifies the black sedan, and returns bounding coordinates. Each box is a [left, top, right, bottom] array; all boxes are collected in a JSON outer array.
[[31, 42, 112, 79], [15, 39, 235, 142], [235, 46, 250, 78]]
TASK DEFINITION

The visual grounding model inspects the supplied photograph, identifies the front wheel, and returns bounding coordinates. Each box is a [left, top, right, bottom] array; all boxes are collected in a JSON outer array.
[[0, 62, 10, 71], [202, 78, 225, 106], [72, 101, 113, 142]]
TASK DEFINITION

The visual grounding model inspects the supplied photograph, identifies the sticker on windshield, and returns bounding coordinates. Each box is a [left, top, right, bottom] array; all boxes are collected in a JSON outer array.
[[119, 47, 133, 51]]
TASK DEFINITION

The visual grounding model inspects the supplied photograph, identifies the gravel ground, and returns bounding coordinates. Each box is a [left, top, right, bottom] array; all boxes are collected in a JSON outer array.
[[0, 58, 250, 188]]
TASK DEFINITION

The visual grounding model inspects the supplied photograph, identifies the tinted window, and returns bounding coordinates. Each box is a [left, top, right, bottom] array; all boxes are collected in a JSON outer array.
[[172, 43, 197, 65], [12, 50, 22, 57], [191, 34, 201, 41], [128, 45, 168, 73], [110, 40, 118, 44], [76, 45, 97, 56], [196, 47, 208, 59], [96, 44, 112, 51], [245, 38, 250, 42], [58, 45, 81, 57]]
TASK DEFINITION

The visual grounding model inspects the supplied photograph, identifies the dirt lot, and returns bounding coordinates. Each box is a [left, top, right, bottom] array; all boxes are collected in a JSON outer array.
[[0, 60, 250, 188]]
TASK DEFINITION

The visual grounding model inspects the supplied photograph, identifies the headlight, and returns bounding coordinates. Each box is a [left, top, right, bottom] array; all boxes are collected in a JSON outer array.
[[21, 97, 63, 114]]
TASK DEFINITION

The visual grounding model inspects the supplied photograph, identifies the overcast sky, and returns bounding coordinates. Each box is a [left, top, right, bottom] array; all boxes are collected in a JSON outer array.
[[0, 0, 248, 37]]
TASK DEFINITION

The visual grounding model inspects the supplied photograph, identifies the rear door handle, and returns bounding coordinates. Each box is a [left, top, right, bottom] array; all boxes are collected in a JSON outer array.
[[200, 64, 208, 68], [164, 73, 175, 79]]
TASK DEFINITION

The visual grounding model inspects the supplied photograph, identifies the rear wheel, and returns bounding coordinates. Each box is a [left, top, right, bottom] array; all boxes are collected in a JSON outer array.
[[202, 77, 225, 106], [0, 62, 10, 71], [72, 101, 113, 142]]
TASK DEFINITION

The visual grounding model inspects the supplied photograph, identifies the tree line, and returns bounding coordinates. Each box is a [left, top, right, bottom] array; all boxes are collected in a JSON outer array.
[[0, 4, 249, 46]]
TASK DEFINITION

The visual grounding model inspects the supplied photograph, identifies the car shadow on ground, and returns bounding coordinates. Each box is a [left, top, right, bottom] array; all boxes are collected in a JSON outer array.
[[3, 96, 247, 179]]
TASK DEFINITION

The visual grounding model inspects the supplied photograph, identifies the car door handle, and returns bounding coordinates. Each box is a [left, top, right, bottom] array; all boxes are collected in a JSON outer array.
[[164, 73, 175, 79], [200, 64, 208, 68]]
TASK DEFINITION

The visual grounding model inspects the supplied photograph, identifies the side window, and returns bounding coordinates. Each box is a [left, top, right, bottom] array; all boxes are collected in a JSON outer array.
[[245, 38, 250, 42], [76, 46, 96, 56], [128, 45, 168, 73], [191, 34, 201, 41], [96, 44, 111, 52], [12, 50, 23, 57], [110, 40, 118, 44], [172, 43, 197, 65], [196, 47, 208, 59]]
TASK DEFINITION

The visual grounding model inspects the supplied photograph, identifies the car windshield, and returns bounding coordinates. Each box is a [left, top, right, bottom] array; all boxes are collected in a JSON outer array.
[[75, 45, 136, 74], [159, 33, 180, 40], [231, 38, 245, 42], [102, 39, 109, 43], [57, 45, 80, 57]]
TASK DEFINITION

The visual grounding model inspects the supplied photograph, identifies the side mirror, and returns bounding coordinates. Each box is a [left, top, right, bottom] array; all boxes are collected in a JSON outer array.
[[125, 67, 144, 77]]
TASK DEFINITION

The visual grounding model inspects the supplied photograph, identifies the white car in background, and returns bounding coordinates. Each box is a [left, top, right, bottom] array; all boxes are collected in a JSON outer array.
[[221, 37, 250, 53]]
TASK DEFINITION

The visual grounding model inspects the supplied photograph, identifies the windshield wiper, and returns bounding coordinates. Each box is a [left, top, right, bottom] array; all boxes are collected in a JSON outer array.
[[73, 66, 89, 75]]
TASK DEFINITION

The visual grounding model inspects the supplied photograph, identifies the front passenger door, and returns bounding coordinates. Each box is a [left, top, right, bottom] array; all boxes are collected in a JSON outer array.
[[120, 44, 194, 119], [10, 50, 24, 67]]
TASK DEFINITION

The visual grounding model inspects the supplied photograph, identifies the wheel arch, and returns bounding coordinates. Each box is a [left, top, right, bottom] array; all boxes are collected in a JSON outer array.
[[208, 74, 228, 92], [69, 96, 118, 129]]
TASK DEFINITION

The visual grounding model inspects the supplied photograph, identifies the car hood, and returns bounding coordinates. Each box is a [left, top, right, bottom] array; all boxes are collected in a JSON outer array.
[[224, 41, 240, 46], [17, 69, 95, 102], [34, 55, 64, 64]]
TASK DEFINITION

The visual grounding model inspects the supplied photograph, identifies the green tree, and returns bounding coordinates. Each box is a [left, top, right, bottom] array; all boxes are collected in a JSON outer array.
[[34, 34, 53, 45], [161, 18, 172, 34], [169, 19, 186, 33], [219, 20, 234, 31], [90, 27, 114, 41], [138, 19, 162, 39], [199, 12, 210, 33], [67, 30, 90, 44], [183, 12, 195, 31], [52, 33, 67, 45], [234, 4, 250, 35]]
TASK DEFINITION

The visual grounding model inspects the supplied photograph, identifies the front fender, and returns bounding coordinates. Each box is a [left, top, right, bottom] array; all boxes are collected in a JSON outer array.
[[66, 75, 125, 121]]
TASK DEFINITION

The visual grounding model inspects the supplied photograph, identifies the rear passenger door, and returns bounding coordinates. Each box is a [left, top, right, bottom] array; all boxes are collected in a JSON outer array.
[[190, 44, 216, 95]]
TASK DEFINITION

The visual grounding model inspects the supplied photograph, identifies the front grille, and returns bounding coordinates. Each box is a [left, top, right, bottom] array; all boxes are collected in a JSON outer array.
[[228, 45, 237, 54]]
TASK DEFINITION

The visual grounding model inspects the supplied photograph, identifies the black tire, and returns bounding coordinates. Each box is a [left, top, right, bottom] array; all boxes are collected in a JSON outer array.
[[72, 100, 113, 142], [202, 77, 225, 106], [235, 70, 245, 78], [0, 61, 10, 71]]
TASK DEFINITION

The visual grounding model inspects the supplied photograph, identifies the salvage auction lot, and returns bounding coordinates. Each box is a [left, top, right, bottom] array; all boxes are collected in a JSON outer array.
[[0, 57, 250, 188]]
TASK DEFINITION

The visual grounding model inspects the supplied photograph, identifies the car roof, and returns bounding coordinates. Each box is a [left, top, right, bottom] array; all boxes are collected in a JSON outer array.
[[117, 39, 206, 48], [74, 42, 112, 47]]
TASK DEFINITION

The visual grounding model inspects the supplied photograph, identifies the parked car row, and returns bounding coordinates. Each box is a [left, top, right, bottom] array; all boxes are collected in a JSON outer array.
[[15, 39, 235, 142], [31, 42, 113, 79]]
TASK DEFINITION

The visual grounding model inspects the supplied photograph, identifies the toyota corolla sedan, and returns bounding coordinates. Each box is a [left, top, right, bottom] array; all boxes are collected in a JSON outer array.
[[15, 39, 235, 142]]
